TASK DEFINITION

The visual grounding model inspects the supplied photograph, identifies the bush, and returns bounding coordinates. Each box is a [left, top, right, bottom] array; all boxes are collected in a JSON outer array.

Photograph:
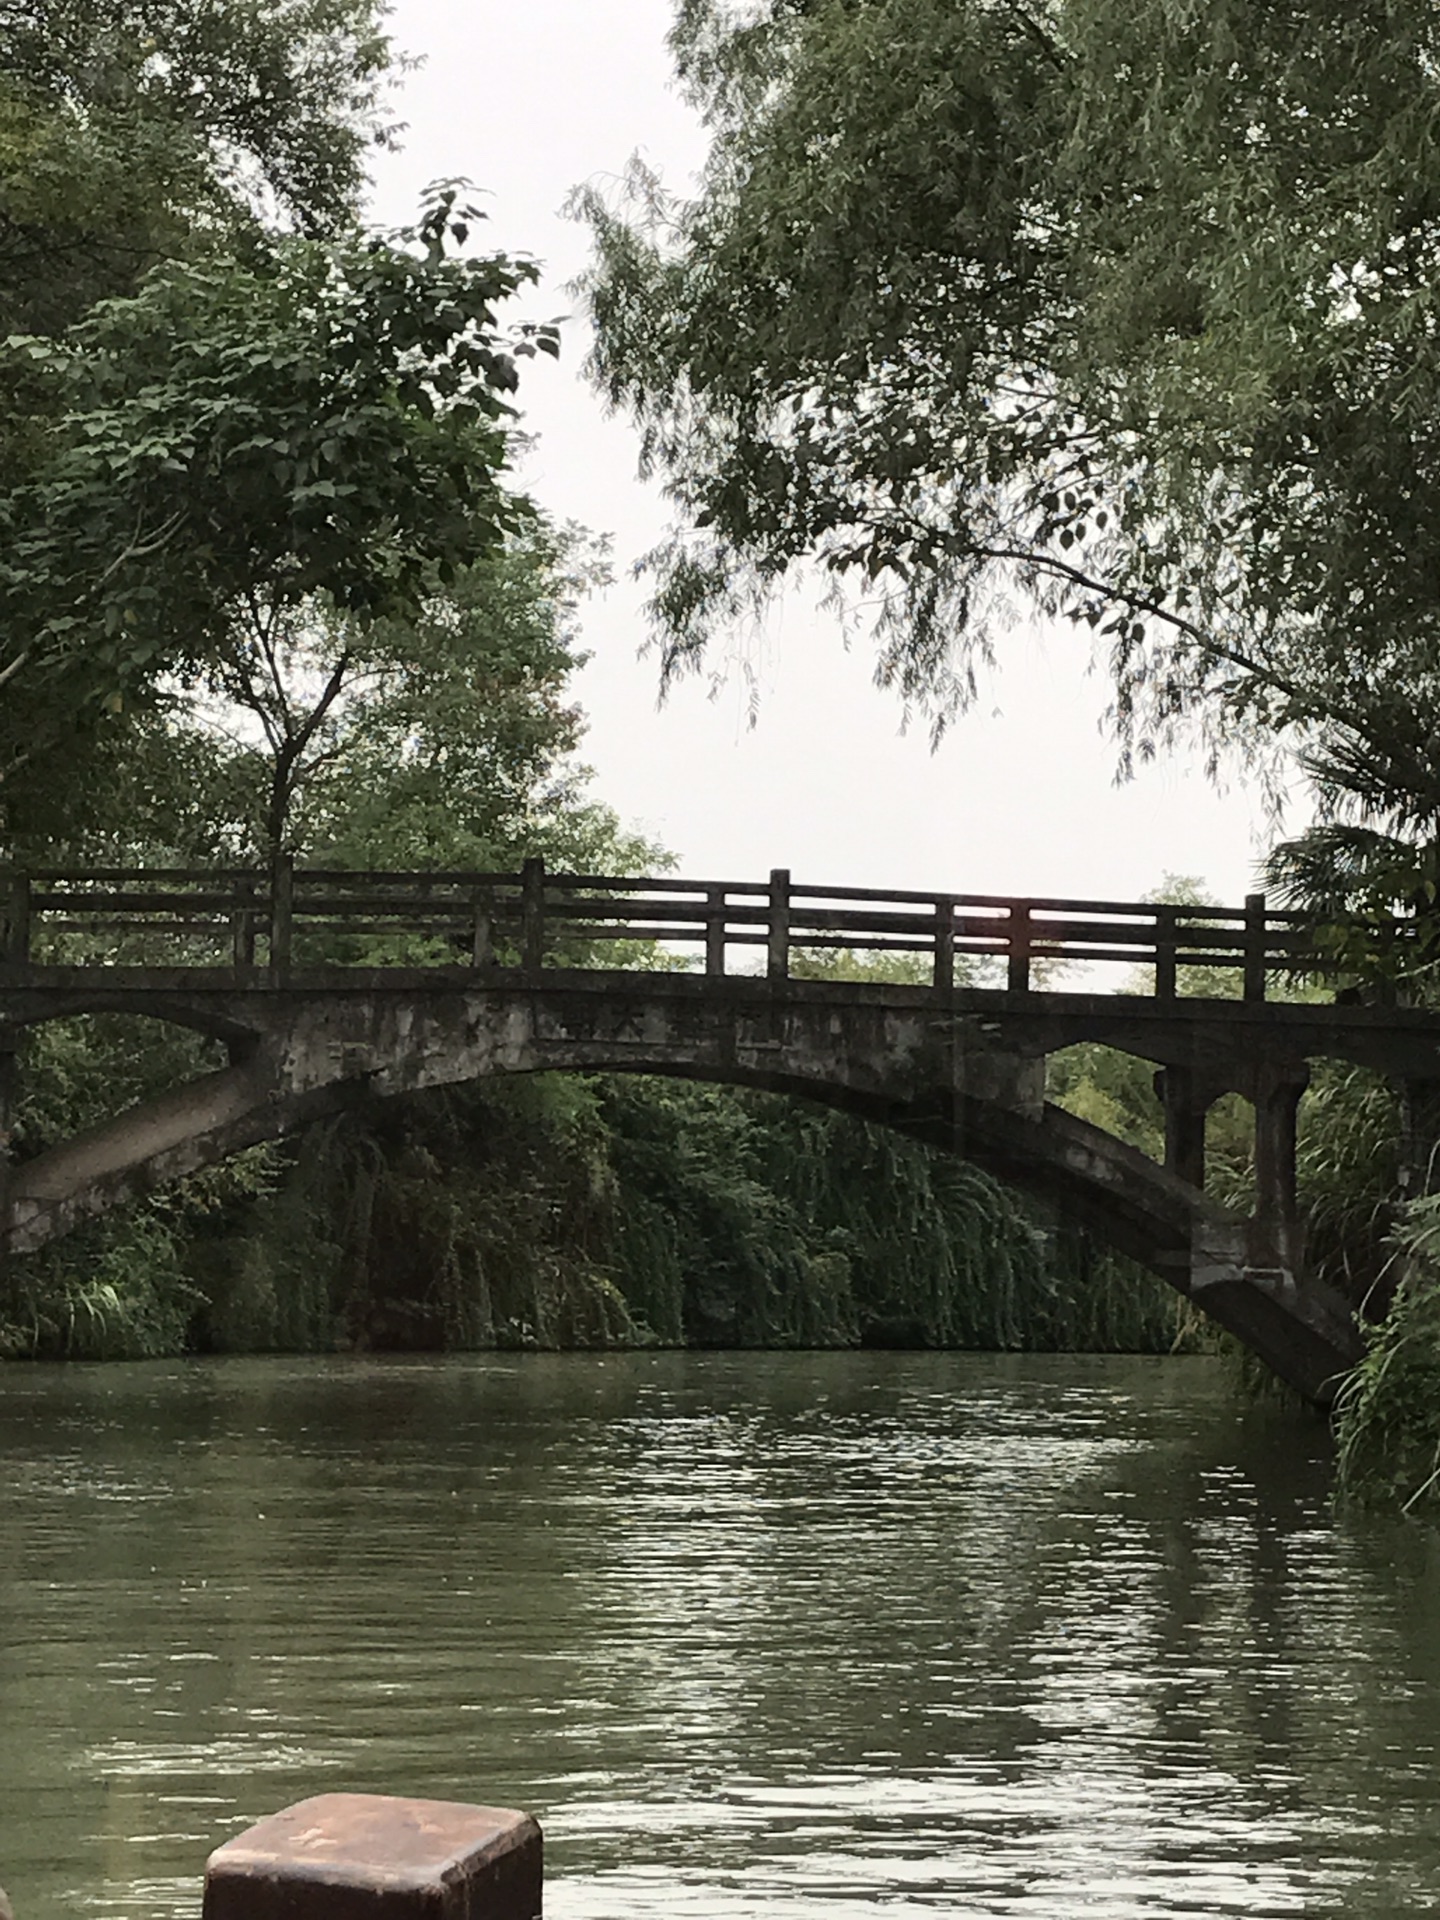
[[1334, 1196, 1440, 1512]]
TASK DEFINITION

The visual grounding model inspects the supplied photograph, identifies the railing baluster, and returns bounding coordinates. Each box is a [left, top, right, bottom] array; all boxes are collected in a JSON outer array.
[[269, 857, 293, 973], [471, 886, 494, 969], [231, 875, 257, 969], [521, 857, 546, 975], [933, 894, 955, 998], [1, 869, 30, 967], [1154, 904, 1178, 1000], [768, 868, 791, 980], [706, 886, 727, 977], [1244, 892, 1267, 1002], [1007, 901, 1032, 995]]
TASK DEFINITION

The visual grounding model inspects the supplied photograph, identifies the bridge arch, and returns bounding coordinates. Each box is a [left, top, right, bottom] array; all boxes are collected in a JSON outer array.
[[2, 991, 261, 1053], [1, 972, 1364, 1403]]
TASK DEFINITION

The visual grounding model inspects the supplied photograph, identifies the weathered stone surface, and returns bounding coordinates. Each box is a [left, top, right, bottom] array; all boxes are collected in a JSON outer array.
[[202, 1794, 541, 1920]]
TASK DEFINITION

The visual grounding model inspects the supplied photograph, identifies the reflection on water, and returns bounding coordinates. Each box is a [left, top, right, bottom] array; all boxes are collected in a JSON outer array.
[[1, 1351, 1438, 1917]]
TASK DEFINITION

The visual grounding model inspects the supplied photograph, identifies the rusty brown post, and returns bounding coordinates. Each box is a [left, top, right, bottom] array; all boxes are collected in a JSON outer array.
[[521, 857, 546, 975], [768, 868, 791, 981], [202, 1794, 542, 1920], [705, 885, 727, 977]]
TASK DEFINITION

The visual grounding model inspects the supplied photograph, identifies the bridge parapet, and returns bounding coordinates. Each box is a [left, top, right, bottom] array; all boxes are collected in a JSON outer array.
[[0, 858, 1328, 1000]]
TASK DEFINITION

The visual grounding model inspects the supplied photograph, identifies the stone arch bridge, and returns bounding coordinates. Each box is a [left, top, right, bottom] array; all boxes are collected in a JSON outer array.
[[3, 860, 1435, 1405]]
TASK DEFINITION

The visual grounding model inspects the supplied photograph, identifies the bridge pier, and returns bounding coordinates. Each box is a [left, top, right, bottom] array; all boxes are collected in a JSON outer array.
[[1156, 1065, 1223, 1191], [1246, 1065, 1310, 1282], [1158, 1060, 1310, 1281]]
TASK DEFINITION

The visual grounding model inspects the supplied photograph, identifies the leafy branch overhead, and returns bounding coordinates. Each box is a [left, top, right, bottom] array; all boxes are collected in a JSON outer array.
[[0, 186, 560, 794], [578, 0, 1440, 789], [0, 0, 397, 336]]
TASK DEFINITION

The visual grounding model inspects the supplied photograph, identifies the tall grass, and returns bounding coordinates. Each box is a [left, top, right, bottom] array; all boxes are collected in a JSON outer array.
[[1334, 1196, 1440, 1512]]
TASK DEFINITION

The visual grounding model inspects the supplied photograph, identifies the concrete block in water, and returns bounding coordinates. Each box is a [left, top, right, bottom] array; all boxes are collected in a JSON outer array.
[[202, 1793, 542, 1919]]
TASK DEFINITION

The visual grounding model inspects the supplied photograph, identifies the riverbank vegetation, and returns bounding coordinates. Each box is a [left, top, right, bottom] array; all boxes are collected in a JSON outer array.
[[1, 1073, 1186, 1362]]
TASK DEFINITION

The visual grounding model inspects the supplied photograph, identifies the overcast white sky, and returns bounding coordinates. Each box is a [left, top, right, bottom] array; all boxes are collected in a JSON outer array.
[[367, 0, 1281, 903]]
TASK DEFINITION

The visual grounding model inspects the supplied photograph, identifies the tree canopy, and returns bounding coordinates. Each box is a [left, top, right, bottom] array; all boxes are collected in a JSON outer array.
[[579, 0, 1440, 806], [0, 6, 569, 837], [0, 0, 393, 334], [0, 188, 557, 836]]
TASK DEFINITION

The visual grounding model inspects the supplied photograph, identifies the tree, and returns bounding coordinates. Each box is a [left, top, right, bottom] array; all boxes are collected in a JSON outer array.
[[578, 0, 1440, 784], [0, 190, 559, 838], [298, 525, 608, 871], [0, 3, 539, 843], [0, 504, 662, 1358], [1260, 728, 1440, 996], [129, 521, 608, 867]]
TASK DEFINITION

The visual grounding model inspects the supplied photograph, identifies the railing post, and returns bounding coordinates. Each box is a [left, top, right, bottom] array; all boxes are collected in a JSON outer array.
[[522, 857, 546, 975], [471, 886, 494, 970], [0, 1027, 18, 1274], [933, 894, 955, 999], [1, 868, 30, 967], [705, 885, 727, 977], [231, 874, 257, 970], [1007, 901, 1032, 995], [767, 868, 791, 981], [269, 855, 293, 974], [1244, 892, 1267, 1002], [202, 1794, 543, 1920], [1154, 904, 1178, 1000]]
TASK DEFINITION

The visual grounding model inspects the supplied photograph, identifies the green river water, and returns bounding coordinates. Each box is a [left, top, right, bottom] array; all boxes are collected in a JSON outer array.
[[1, 1351, 1438, 1918]]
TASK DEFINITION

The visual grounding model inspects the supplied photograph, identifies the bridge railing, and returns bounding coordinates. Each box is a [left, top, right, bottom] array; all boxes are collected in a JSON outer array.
[[0, 859, 1329, 1000]]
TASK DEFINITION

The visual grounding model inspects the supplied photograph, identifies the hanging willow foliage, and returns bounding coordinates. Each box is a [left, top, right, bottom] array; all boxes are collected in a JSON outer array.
[[2, 1068, 1186, 1360], [600, 1077, 1180, 1353]]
